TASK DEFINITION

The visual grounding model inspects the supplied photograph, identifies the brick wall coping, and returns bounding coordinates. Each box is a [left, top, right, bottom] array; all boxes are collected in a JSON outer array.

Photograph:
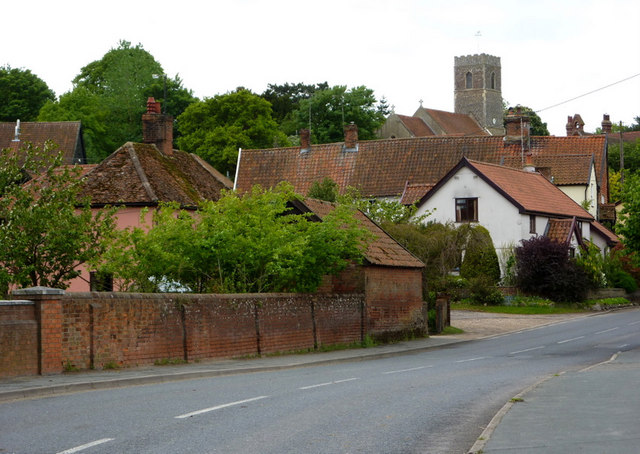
[[0, 300, 35, 306], [64, 292, 365, 300], [12, 287, 65, 297]]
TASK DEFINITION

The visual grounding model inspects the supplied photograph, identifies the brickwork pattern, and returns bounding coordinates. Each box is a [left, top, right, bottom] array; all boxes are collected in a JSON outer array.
[[0, 302, 38, 377]]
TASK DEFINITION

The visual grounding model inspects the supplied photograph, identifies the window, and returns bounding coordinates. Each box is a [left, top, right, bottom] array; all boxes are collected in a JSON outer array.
[[465, 71, 473, 89], [529, 215, 536, 233], [490, 72, 496, 89], [455, 198, 478, 222]]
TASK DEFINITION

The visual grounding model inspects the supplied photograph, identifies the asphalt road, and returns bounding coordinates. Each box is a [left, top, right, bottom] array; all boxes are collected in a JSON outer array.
[[1, 309, 638, 454]]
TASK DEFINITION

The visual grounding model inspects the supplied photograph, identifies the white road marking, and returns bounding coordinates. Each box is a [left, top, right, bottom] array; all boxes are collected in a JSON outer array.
[[299, 377, 359, 390], [628, 320, 640, 326], [455, 356, 487, 363], [175, 396, 268, 419], [383, 365, 433, 374], [56, 438, 114, 454], [595, 327, 619, 335], [619, 344, 629, 348], [557, 336, 585, 344], [510, 346, 545, 355]]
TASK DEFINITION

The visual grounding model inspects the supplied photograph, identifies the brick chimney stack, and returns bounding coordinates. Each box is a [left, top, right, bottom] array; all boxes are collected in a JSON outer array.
[[504, 107, 530, 149], [299, 128, 310, 151], [343, 123, 358, 150], [566, 114, 585, 136], [601, 114, 612, 134], [142, 97, 174, 156]]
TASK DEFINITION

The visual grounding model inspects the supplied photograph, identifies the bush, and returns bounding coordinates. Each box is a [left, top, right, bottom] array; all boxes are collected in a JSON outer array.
[[467, 276, 504, 305], [460, 225, 501, 285], [607, 269, 638, 293], [515, 236, 591, 303]]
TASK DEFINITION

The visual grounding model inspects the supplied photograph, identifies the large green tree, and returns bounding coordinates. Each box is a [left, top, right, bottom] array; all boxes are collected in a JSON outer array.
[[102, 184, 370, 293], [0, 65, 55, 121], [39, 41, 196, 163], [616, 173, 640, 265], [176, 88, 289, 176], [0, 143, 117, 296], [261, 82, 329, 136], [293, 85, 389, 144]]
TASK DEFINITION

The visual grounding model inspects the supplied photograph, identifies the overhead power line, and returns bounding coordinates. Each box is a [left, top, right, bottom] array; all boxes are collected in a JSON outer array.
[[535, 72, 640, 113]]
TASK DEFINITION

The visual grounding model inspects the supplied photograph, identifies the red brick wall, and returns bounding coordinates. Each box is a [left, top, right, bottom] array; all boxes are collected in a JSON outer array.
[[314, 295, 363, 345], [365, 267, 425, 338], [0, 302, 38, 377], [257, 296, 315, 354]]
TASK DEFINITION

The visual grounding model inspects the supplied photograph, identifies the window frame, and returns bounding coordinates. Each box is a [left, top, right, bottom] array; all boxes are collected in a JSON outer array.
[[529, 214, 536, 234], [455, 197, 478, 223]]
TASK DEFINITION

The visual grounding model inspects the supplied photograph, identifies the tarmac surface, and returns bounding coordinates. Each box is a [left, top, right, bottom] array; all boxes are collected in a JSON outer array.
[[1, 310, 639, 453]]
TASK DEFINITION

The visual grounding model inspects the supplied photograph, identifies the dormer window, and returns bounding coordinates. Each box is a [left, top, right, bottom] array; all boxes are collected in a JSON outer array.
[[465, 72, 473, 89]]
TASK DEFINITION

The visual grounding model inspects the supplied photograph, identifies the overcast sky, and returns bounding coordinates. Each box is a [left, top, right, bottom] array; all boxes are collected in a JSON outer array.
[[4, 0, 639, 135]]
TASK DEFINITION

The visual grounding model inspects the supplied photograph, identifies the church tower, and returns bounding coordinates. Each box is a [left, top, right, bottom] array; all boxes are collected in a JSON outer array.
[[454, 54, 504, 135]]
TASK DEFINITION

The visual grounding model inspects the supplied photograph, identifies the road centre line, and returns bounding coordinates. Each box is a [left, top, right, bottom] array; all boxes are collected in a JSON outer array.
[[175, 396, 268, 419], [509, 346, 545, 355], [56, 438, 114, 454], [557, 336, 585, 344], [299, 377, 359, 390], [455, 356, 487, 363], [383, 365, 433, 374], [628, 320, 640, 326], [595, 327, 619, 335]]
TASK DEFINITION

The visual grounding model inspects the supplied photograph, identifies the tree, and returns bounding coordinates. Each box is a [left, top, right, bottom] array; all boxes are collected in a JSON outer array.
[[39, 41, 196, 163], [293, 85, 389, 144], [607, 138, 640, 174], [504, 104, 550, 136], [0, 143, 117, 295], [460, 224, 501, 285], [176, 88, 289, 176], [307, 177, 339, 202], [101, 184, 371, 293], [0, 65, 55, 121], [616, 173, 640, 266], [261, 82, 328, 136]]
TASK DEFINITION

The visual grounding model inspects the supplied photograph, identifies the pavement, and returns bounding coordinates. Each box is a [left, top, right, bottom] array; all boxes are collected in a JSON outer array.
[[1, 311, 639, 454]]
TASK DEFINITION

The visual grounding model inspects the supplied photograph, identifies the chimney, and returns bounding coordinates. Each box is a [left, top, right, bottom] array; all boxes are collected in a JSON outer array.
[[12, 119, 21, 142], [343, 123, 358, 151], [601, 114, 612, 134], [566, 114, 584, 136], [142, 97, 174, 156], [523, 153, 536, 172], [299, 128, 310, 151], [504, 107, 530, 149]]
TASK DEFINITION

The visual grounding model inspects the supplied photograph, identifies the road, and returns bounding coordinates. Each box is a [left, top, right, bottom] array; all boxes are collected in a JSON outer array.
[[1, 308, 639, 454]]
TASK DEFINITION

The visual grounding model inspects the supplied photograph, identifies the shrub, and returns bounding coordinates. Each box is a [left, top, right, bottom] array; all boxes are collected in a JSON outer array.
[[460, 225, 501, 285], [607, 269, 638, 293], [467, 276, 504, 305], [515, 236, 590, 302]]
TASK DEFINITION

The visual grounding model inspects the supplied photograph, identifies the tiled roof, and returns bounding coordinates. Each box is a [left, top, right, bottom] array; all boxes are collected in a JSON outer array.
[[236, 135, 608, 200], [300, 198, 424, 269], [396, 115, 434, 137], [0, 121, 85, 164], [545, 218, 575, 244], [501, 153, 593, 185], [591, 220, 619, 246], [422, 108, 487, 136], [446, 159, 594, 220], [81, 142, 232, 207], [400, 183, 433, 205]]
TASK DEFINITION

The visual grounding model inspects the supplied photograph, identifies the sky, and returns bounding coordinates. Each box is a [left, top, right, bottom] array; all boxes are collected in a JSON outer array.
[[4, 0, 640, 136]]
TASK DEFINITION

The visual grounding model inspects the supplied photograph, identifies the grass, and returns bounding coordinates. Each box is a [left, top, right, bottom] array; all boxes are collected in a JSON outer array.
[[154, 358, 187, 366], [452, 295, 633, 315], [511, 397, 525, 403], [102, 361, 120, 370], [439, 326, 464, 335]]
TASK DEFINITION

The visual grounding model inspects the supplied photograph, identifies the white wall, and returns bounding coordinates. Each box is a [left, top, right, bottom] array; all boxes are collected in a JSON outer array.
[[413, 167, 537, 258], [558, 166, 597, 217]]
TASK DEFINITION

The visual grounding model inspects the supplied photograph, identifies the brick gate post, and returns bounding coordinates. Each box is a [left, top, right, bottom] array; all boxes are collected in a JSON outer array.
[[12, 287, 65, 375]]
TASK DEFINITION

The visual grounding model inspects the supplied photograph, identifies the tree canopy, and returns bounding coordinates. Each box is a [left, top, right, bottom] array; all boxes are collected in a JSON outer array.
[[101, 184, 371, 293], [293, 85, 389, 144], [0, 143, 117, 296], [616, 174, 640, 266], [261, 82, 329, 136], [176, 88, 289, 176], [38, 41, 196, 163], [0, 65, 55, 121]]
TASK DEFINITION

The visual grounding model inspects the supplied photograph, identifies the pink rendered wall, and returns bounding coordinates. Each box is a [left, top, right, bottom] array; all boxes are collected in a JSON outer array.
[[66, 207, 154, 292]]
